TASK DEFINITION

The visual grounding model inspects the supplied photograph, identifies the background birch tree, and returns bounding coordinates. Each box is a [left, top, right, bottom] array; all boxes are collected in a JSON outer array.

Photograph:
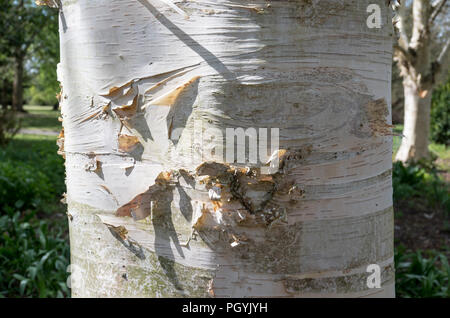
[[51, 0, 395, 297], [394, 0, 449, 162]]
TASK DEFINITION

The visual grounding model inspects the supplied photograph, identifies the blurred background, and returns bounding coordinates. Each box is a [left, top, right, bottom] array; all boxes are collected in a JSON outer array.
[[0, 0, 448, 298]]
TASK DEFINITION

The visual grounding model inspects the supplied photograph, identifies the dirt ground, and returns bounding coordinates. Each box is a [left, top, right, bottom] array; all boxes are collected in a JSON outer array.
[[395, 197, 450, 257]]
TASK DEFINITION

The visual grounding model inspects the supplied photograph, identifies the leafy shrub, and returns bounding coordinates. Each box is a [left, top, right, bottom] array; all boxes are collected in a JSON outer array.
[[0, 135, 69, 298], [431, 79, 450, 146], [395, 246, 450, 298], [0, 109, 20, 146], [393, 161, 450, 214], [0, 135, 66, 210], [0, 209, 70, 298], [25, 85, 58, 108], [0, 161, 53, 212]]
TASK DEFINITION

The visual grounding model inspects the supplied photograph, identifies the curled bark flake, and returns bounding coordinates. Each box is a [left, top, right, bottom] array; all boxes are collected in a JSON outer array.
[[56, 85, 62, 103], [116, 191, 153, 220], [107, 224, 129, 241], [56, 128, 65, 158], [113, 94, 138, 119], [148, 76, 200, 107], [101, 80, 134, 98], [192, 203, 211, 231], [100, 185, 120, 206], [103, 222, 146, 259], [60, 193, 67, 205], [207, 279, 215, 298], [35, 0, 58, 8], [118, 134, 141, 153], [79, 110, 102, 123], [115, 170, 177, 220], [84, 156, 101, 172]]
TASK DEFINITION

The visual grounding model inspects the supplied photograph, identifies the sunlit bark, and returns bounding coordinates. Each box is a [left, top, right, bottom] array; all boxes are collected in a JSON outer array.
[[394, 0, 449, 162], [57, 0, 395, 297]]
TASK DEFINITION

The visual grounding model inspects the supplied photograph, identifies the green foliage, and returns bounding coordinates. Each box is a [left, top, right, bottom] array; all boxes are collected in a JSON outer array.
[[0, 161, 53, 211], [0, 209, 70, 298], [0, 135, 65, 210], [395, 246, 450, 298], [25, 11, 60, 107], [0, 55, 14, 108], [0, 134, 69, 297], [393, 159, 450, 298], [0, 1, 57, 57], [0, 0, 59, 110], [393, 161, 450, 214], [431, 78, 450, 146], [25, 83, 58, 107], [0, 109, 21, 146]]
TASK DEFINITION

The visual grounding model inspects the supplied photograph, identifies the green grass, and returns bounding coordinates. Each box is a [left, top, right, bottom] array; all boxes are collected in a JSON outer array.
[[393, 125, 404, 158], [393, 125, 450, 170], [18, 105, 61, 132]]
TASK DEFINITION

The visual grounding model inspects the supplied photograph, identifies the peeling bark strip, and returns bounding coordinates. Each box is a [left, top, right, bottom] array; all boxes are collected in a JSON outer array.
[[35, 0, 59, 8], [118, 134, 141, 153], [60, 0, 394, 297]]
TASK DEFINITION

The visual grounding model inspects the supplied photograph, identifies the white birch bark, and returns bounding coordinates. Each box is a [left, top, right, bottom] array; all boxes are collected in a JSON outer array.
[[394, 0, 449, 162], [395, 78, 432, 161], [56, 0, 395, 297]]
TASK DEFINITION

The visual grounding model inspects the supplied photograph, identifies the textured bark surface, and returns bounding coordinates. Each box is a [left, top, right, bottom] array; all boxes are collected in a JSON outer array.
[[58, 0, 395, 297]]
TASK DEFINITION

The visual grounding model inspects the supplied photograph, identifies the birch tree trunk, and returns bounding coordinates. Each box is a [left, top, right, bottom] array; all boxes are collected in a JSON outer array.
[[56, 0, 395, 297], [396, 79, 432, 161], [394, 0, 449, 162]]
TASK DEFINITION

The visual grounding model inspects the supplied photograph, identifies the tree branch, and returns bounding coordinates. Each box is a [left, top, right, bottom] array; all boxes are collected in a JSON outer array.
[[396, 0, 411, 50], [393, 44, 414, 78], [411, 0, 432, 49], [394, 44, 412, 61], [432, 39, 450, 85], [430, 0, 448, 24]]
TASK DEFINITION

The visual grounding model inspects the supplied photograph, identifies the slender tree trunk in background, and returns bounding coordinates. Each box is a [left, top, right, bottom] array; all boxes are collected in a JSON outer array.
[[394, 0, 449, 162], [396, 79, 432, 161], [57, 0, 394, 297], [1, 80, 8, 109], [12, 55, 24, 112]]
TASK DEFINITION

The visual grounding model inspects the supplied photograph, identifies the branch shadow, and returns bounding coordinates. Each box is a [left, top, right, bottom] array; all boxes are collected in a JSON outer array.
[[137, 0, 236, 81], [152, 190, 186, 292]]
